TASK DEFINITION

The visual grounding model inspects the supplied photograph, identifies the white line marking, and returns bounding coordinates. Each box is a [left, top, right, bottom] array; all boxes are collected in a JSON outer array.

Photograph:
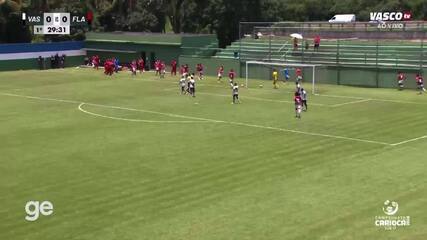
[[331, 99, 371, 107], [78, 103, 212, 123], [193, 84, 426, 106], [163, 89, 329, 106], [1, 92, 223, 123], [225, 121, 391, 146], [1, 92, 81, 104], [317, 93, 427, 105], [0, 92, 392, 145], [391, 135, 427, 146], [199, 91, 324, 105]]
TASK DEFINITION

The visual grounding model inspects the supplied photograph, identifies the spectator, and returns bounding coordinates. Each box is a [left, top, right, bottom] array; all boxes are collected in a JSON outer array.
[[60, 54, 66, 68], [37, 56, 44, 70], [314, 35, 321, 51], [54, 53, 60, 68], [293, 37, 298, 50], [50, 55, 55, 69]]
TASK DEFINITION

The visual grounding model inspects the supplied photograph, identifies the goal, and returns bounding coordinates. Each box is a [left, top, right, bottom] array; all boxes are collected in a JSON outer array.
[[245, 61, 319, 94]]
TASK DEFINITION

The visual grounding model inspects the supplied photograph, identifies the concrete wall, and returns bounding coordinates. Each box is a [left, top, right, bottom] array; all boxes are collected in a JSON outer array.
[[85, 41, 182, 68], [178, 56, 240, 76], [0, 41, 85, 71], [0, 56, 84, 71]]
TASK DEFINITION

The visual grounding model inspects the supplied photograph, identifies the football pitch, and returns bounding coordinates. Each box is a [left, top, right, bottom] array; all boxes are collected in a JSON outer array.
[[0, 68, 426, 240]]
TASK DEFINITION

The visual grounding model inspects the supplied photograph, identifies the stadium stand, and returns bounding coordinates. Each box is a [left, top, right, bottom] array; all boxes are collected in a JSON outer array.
[[214, 37, 427, 69]]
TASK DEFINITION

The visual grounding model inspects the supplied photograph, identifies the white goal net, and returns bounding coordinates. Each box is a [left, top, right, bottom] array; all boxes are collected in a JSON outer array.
[[245, 61, 319, 94]]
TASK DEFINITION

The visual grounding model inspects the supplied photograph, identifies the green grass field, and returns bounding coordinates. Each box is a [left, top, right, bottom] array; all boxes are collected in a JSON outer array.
[[0, 68, 426, 240]]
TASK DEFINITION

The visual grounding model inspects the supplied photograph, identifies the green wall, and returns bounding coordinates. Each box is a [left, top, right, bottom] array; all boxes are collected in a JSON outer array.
[[179, 56, 240, 76], [0, 56, 84, 71], [178, 56, 425, 89], [319, 66, 422, 89], [85, 41, 181, 64], [85, 34, 218, 65]]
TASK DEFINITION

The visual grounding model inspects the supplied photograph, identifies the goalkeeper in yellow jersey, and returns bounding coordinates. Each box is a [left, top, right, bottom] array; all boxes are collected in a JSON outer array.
[[272, 69, 279, 89]]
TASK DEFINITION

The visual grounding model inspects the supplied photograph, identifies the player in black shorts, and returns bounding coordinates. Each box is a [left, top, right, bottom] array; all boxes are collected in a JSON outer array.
[[416, 73, 426, 94], [301, 88, 307, 111], [189, 76, 196, 97], [232, 82, 240, 104]]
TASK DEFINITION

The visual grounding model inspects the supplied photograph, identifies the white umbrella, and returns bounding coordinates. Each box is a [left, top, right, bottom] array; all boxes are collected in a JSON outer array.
[[290, 33, 303, 39]]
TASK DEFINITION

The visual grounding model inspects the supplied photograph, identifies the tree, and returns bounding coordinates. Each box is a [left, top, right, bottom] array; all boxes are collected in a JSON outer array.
[[0, 0, 31, 43]]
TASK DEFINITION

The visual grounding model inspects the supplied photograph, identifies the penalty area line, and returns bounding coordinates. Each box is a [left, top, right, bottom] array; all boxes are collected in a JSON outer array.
[[390, 135, 427, 146], [316, 93, 427, 105], [162, 88, 329, 106], [1, 92, 392, 146], [331, 99, 371, 107], [225, 121, 391, 146], [77, 103, 213, 123]]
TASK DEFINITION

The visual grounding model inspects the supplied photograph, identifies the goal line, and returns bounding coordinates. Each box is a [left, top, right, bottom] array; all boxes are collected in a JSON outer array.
[[245, 61, 319, 94]]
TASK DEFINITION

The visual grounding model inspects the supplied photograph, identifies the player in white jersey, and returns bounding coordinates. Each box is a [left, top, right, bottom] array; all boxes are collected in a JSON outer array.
[[179, 75, 186, 94], [301, 88, 307, 111], [189, 76, 196, 97], [232, 82, 240, 104]]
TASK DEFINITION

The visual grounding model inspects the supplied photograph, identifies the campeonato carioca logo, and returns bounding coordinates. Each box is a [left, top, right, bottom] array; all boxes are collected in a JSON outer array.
[[383, 200, 398, 215], [374, 200, 410, 230]]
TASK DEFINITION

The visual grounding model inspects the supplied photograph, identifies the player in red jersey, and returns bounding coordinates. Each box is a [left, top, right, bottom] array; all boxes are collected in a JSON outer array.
[[397, 71, 405, 90], [296, 67, 302, 87], [294, 92, 303, 119], [179, 65, 185, 77], [92, 55, 100, 70], [104, 59, 114, 76], [160, 61, 166, 78], [154, 60, 160, 75], [103, 59, 108, 75], [217, 65, 224, 82], [196, 63, 204, 80], [184, 64, 189, 76], [130, 60, 137, 76], [416, 73, 426, 94], [171, 59, 177, 76], [138, 58, 145, 74], [228, 69, 235, 87]]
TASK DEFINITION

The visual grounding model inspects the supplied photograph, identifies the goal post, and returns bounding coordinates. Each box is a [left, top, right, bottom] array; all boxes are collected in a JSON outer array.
[[245, 61, 318, 94]]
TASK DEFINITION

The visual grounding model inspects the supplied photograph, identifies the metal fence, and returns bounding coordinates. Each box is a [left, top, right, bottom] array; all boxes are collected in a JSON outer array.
[[235, 21, 427, 70]]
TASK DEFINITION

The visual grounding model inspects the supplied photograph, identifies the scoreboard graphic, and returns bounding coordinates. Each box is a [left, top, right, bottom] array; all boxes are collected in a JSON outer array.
[[22, 12, 88, 35], [35, 13, 70, 35]]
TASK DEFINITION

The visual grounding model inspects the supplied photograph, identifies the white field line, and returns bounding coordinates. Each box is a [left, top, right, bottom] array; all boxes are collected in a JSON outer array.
[[331, 99, 371, 107], [78, 103, 212, 123], [316, 93, 427, 105], [163, 88, 328, 106], [193, 84, 426, 106], [200, 92, 331, 106], [224, 121, 391, 146], [1, 92, 223, 123], [390, 135, 427, 146], [1, 92, 392, 146]]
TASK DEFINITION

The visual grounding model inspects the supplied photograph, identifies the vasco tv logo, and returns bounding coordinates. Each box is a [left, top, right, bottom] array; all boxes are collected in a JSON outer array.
[[370, 12, 412, 21], [25, 201, 53, 221]]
